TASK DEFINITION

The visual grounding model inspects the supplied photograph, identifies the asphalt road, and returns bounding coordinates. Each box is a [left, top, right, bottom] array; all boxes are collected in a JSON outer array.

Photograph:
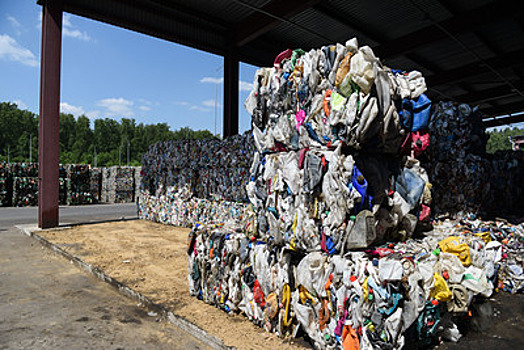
[[0, 204, 210, 350], [0, 202, 138, 228]]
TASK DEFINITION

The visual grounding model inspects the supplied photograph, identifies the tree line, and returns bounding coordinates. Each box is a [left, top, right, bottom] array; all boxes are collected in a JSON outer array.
[[0, 101, 214, 166], [486, 126, 524, 153], [2, 102, 521, 165]]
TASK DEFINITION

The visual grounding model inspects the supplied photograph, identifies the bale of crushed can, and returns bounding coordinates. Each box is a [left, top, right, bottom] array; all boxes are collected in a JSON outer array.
[[12, 176, 38, 207], [59, 164, 68, 205], [67, 164, 96, 205], [90, 168, 101, 203], [0, 162, 12, 207], [11, 163, 38, 207]]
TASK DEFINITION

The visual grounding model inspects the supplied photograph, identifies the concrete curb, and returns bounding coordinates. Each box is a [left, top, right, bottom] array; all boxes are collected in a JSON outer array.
[[15, 224, 234, 350]]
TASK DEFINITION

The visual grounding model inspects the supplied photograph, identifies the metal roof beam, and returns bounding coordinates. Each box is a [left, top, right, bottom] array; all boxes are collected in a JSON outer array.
[[313, 3, 385, 44], [456, 83, 524, 104], [482, 100, 524, 118], [426, 48, 524, 86], [483, 113, 524, 127], [235, 0, 321, 47], [374, 1, 522, 59]]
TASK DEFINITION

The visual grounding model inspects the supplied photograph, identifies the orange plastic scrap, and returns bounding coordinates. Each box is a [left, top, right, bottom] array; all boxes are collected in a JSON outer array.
[[438, 236, 472, 266], [342, 325, 360, 350], [323, 89, 332, 117]]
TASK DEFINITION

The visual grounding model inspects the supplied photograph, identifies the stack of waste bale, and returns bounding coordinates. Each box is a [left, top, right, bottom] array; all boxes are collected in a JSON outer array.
[[101, 167, 112, 203], [185, 38, 524, 349], [102, 166, 135, 203], [90, 168, 101, 203], [67, 164, 96, 205], [425, 102, 489, 215], [188, 216, 523, 349], [59, 164, 68, 205], [137, 132, 254, 224], [134, 166, 142, 202], [243, 38, 433, 250], [11, 163, 38, 207], [483, 150, 524, 215], [139, 187, 248, 227], [0, 162, 12, 207]]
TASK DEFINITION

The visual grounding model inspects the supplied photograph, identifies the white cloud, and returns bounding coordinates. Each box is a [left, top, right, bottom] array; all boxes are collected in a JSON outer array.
[[189, 105, 212, 112], [63, 27, 91, 41], [200, 77, 224, 84], [85, 110, 102, 119], [7, 15, 21, 35], [0, 34, 38, 67], [60, 102, 85, 116], [200, 77, 253, 92], [37, 13, 92, 41], [97, 97, 134, 117], [139, 105, 151, 111], [239, 80, 254, 92], [138, 98, 152, 105], [13, 99, 27, 110], [202, 99, 221, 108], [63, 14, 92, 42], [7, 15, 21, 28]]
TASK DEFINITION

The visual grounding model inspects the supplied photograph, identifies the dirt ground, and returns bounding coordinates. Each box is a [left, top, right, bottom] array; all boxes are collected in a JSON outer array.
[[39, 220, 310, 350]]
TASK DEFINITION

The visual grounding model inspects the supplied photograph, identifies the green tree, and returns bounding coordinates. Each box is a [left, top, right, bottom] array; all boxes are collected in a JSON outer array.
[[486, 126, 524, 153]]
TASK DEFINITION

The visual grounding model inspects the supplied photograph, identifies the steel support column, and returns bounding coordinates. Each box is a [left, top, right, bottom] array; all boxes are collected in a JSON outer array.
[[223, 44, 239, 138], [38, 0, 62, 228]]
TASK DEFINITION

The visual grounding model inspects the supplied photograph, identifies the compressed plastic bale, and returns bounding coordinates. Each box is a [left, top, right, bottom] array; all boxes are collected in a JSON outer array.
[[349, 47, 376, 95]]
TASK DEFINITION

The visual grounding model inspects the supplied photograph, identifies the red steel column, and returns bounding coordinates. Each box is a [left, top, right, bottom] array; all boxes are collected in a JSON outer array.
[[38, 0, 62, 228], [223, 43, 239, 138]]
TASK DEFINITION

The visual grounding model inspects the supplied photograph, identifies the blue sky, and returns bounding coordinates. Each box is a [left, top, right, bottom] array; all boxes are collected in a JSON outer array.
[[0, 0, 258, 135]]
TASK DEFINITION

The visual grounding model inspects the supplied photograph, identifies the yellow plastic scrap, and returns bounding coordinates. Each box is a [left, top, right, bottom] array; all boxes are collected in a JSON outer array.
[[362, 277, 369, 302], [430, 272, 452, 302], [299, 285, 317, 305], [292, 213, 298, 234], [475, 231, 492, 244], [438, 236, 472, 266], [282, 284, 293, 327]]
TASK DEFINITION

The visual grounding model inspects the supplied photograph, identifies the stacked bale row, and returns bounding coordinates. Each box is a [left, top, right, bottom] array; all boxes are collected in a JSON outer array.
[[137, 133, 254, 224], [0, 164, 138, 206], [188, 218, 522, 349], [101, 166, 136, 203], [186, 38, 491, 349]]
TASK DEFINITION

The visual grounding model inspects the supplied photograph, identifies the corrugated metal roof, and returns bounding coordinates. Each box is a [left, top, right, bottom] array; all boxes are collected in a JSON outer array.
[[55, 0, 524, 122]]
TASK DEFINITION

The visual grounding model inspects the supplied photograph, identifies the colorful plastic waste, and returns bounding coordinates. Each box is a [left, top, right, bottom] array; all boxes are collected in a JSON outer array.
[[180, 38, 524, 349]]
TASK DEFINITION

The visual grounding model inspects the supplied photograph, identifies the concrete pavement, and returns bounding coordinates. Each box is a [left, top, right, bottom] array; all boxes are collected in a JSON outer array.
[[0, 205, 210, 350]]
